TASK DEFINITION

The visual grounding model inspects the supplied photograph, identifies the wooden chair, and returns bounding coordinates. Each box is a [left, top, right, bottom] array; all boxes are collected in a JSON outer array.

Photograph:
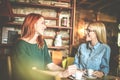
[[7, 56, 12, 80], [62, 57, 74, 69], [52, 51, 63, 66]]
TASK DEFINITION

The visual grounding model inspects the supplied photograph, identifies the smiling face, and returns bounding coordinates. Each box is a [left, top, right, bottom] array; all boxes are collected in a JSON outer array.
[[34, 17, 46, 35]]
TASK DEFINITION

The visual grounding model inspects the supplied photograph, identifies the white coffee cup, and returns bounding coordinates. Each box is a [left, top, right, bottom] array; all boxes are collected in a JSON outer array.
[[75, 70, 83, 80], [87, 69, 94, 77]]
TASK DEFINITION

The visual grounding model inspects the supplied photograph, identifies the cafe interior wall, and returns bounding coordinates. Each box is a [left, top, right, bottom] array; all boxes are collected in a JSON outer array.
[[74, 9, 97, 46], [74, 8, 120, 76]]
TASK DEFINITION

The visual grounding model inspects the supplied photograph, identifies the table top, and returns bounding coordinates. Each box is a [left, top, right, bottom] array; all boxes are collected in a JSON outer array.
[[60, 75, 120, 80], [33, 69, 120, 80]]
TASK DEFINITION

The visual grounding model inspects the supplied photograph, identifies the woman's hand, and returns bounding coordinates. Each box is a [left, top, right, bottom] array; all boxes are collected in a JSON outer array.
[[67, 65, 77, 75], [93, 71, 104, 78], [60, 65, 77, 78], [47, 63, 64, 71]]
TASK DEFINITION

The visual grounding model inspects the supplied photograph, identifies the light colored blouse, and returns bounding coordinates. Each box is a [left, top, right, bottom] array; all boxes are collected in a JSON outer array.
[[74, 42, 111, 75]]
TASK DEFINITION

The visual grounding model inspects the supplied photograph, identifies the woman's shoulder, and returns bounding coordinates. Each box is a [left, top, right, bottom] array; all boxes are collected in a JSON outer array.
[[16, 39, 25, 44], [78, 42, 87, 49], [80, 42, 87, 46], [101, 43, 110, 47], [15, 39, 29, 47], [100, 43, 111, 51]]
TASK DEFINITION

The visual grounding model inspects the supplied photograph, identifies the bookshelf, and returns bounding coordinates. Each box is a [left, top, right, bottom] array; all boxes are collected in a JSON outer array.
[[0, 0, 76, 56]]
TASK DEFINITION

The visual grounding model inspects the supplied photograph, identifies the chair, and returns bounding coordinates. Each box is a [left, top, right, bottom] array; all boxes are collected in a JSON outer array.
[[0, 55, 12, 80], [52, 51, 63, 66], [62, 57, 74, 69], [7, 56, 12, 80]]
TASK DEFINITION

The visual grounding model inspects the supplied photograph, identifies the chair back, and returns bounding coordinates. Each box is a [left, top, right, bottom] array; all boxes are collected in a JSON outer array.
[[62, 57, 74, 69]]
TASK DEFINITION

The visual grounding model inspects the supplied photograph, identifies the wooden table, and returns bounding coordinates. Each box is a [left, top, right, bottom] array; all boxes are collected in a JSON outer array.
[[61, 75, 120, 80], [33, 69, 120, 80]]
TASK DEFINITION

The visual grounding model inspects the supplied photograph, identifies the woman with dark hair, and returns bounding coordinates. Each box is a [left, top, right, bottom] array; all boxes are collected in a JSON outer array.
[[11, 13, 74, 80]]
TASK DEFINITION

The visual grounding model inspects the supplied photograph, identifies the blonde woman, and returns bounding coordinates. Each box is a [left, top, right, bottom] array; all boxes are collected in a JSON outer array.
[[73, 22, 111, 78]]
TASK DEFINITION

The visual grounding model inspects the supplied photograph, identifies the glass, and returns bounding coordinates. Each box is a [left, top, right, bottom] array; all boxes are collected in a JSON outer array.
[[85, 29, 95, 33]]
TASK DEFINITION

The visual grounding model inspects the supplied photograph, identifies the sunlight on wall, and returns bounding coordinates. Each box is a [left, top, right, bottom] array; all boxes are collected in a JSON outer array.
[[78, 27, 85, 39], [74, 19, 88, 45]]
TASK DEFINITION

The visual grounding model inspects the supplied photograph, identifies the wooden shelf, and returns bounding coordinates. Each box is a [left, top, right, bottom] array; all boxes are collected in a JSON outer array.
[[47, 26, 72, 29], [12, 14, 58, 20], [2, 22, 22, 27], [48, 46, 69, 50], [0, 44, 69, 50], [0, 44, 14, 47], [0, 0, 75, 55], [59, 0, 70, 3], [10, 2, 73, 10], [4, 22, 72, 30], [44, 36, 69, 40]]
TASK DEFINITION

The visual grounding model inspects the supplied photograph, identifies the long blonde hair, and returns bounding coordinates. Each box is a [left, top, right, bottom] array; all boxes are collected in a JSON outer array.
[[88, 21, 107, 44]]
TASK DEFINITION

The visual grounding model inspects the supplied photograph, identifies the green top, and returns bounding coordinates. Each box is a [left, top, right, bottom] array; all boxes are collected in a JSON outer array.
[[11, 39, 53, 80]]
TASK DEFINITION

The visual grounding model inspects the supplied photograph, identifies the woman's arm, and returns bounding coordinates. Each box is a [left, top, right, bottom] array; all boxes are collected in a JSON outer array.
[[73, 45, 82, 69], [93, 45, 111, 78], [47, 63, 77, 78], [100, 45, 111, 75], [47, 63, 64, 71]]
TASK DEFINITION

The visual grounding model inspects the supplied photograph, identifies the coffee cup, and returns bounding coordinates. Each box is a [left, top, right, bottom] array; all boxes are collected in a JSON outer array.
[[87, 69, 94, 77], [75, 70, 83, 80]]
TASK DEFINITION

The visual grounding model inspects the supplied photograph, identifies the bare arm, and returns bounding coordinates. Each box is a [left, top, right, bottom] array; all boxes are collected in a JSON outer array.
[[47, 63, 77, 78], [47, 63, 64, 71]]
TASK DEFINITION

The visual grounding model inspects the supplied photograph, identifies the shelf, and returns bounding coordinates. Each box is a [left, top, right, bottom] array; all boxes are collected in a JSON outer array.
[[2, 22, 22, 27], [44, 36, 69, 40], [59, 0, 70, 3], [0, 44, 14, 48], [10, 2, 73, 10], [0, 44, 68, 50], [0, 0, 75, 55], [47, 26, 72, 29], [48, 46, 69, 50], [4, 22, 72, 30], [12, 14, 58, 20]]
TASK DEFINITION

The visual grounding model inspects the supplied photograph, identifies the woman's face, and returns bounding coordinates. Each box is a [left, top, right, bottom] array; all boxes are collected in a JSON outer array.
[[85, 26, 97, 42], [34, 17, 46, 35]]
